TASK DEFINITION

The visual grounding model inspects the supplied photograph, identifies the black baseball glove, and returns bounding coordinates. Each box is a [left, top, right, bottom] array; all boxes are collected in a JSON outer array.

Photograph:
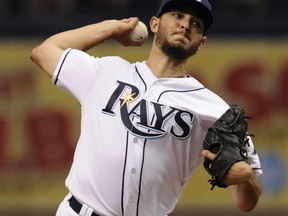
[[203, 104, 251, 190]]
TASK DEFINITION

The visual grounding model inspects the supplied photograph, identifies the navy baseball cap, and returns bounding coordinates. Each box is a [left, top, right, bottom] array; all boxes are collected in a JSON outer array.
[[157, 0, 213, 29]]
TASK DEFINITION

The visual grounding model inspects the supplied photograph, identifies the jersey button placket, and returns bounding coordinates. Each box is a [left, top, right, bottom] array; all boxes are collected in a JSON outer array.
[[150, 81, 161, 98], [123, 136, 143, 213], [131, 168, 136, 174], [130, 137, 140, 176]]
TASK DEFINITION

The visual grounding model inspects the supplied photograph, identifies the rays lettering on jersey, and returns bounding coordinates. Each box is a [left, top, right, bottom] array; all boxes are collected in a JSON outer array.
[[102, 81, 194, 139]]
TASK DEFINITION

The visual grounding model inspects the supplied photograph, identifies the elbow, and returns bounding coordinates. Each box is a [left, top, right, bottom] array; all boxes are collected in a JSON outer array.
[[236, 184, 262, 212], [30, 40, 62, 77], [30, 48, 36, 63], [237, 201, 258, 212], [30, 41, 52, 65], [230, 176, 262, 213], [30, 45, 42, 64], [30, 43, 56, 77]]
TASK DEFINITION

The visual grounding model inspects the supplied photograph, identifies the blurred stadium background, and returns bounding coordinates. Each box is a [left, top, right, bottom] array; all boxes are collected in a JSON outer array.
[[0, 0, 287, 215]]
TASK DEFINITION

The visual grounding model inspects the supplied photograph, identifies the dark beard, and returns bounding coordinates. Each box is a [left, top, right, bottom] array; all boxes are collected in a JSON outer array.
[[161, 40, 199, 61], [156, 23, 200, 61]]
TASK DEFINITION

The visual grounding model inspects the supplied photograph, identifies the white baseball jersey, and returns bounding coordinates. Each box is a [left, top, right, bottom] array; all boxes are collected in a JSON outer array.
[[52, 48, 262, 216]]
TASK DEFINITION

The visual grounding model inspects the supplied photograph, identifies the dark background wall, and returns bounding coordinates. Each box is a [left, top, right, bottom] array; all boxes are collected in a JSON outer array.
[[0, 0, 287, 38]]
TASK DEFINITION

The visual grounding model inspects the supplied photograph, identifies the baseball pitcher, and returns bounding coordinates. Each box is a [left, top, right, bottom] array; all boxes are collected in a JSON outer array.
[[31, 0, 263, 215]]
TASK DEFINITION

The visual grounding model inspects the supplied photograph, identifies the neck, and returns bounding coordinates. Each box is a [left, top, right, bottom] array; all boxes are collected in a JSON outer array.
[[146, 45, 188, 78]]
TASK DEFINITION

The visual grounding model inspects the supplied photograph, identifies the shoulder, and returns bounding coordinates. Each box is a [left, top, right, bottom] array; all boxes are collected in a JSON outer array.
[[184, 82, 229, 123], [61, 49, 132, 66], [98, 56, 132, 66]]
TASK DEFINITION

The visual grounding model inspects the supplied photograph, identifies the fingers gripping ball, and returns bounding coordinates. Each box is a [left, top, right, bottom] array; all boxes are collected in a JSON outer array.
[[203, 105, 251, 190], [129, 21, 148, 42]]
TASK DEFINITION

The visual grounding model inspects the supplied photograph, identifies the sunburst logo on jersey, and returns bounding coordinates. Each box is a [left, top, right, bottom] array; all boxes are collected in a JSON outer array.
[[120, 91, 137, 108]]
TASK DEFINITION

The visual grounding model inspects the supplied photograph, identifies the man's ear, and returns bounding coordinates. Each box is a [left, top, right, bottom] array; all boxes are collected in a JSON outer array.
[[198, 36, 207, 50], [150, 16, 160, 33]]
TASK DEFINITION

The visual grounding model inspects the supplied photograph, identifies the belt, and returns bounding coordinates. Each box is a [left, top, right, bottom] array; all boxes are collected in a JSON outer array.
[[69, 195, 100, 216]]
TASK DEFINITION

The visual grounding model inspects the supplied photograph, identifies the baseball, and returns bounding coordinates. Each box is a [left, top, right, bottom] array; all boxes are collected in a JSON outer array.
[[129, 21, 148, 42]]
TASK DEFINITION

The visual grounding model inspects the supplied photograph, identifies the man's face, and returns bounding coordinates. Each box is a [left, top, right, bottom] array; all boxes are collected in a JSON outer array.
[[154, 10, 207, 60]]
